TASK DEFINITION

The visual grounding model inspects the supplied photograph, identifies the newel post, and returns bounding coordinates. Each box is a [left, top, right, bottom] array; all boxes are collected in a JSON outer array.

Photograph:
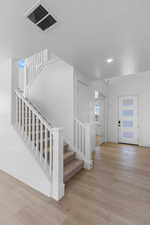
[[51, 128, 65, 201], [84, 124, 94, 169]]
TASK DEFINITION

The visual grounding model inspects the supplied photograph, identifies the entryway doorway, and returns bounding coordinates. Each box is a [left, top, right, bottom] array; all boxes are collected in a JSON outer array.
[[118, 95, 139, 145], [94, 91, 105, 146]]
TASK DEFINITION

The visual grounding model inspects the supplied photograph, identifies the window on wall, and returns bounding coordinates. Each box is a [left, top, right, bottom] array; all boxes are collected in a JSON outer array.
[[95, 104, 100, 115], [95, 103, 100, 121], [94, 90, 99, 99]]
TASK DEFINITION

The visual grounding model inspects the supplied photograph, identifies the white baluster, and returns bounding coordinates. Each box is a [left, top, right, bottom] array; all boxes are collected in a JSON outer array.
[[16, 95, 19, 127], [28, 109, 31, 141], [38, 52, 40, 69], [44, 127, 48, 168], [74, 121, 76, 150], [35, 55, 37, 74], [28, 65, 30, 86], [75, 120, 78, 152], [40, 122, 43, 161], [49, 131, 52, 176], [32, 113, 35, 150], [81, 126, 84, 155], [44, 49, 48, 63], [40, 51, 42, 66], [22, 101, 24, 134], [83, 127, 86, 155], [79, 123, 81, 153], [18, 97, 20, 128], [42, 50, 45, 64], [35, 54, 37, 73], [25, 105, 28, 138], [43, 51, 45, 65], [80, 124, 82, 153], [38, 52, 40, 68], [77, 121, 79, 151], [36, 117, 39, 154], [23, 63, 27, 98], [19, 98, 22, 130]]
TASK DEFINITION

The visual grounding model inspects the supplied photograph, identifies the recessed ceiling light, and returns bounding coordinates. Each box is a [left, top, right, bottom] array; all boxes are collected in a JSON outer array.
[[106, 58, 114, 63]]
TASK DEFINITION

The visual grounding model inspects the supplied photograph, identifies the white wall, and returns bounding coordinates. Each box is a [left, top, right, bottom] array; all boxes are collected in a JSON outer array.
[[74, 70, 94, 122], [108, 71, 150, 147], [91, 79, 108, 97], [0, 59, 51, 196], [29, 59, 74, 147]]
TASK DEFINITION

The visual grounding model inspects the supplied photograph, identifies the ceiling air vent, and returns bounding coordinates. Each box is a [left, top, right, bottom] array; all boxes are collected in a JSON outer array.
[[27, 4, 57, 31], [37, 15, 56, 31]]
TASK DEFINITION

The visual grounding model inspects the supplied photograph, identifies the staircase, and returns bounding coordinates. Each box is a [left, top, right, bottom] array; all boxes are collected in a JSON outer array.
[[15, 89, 84, 200], [64, 144, 84, 183], [14, 49, 93, 201]]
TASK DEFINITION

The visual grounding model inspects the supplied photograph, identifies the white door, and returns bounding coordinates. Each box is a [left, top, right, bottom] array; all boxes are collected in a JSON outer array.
[[118, 96, 138, 144], [77, 81, 89, 123]]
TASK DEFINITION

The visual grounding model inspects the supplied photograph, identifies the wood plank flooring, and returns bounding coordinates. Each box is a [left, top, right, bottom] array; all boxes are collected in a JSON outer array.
[[0, 143, 150, 225]]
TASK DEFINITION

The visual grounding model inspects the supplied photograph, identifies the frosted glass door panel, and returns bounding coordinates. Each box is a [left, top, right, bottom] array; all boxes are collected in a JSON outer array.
[[118, 96, 138, 144]]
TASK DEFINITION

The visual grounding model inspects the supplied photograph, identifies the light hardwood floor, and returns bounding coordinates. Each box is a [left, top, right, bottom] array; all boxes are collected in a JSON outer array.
[[0, 143, 150, 225]]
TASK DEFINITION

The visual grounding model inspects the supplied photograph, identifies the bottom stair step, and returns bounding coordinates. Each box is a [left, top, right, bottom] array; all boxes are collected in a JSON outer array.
[[64, 159, 84, 183]]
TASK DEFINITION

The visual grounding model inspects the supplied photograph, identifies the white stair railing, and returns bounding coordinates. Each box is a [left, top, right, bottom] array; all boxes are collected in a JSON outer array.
[[74, 119, 94, 169], [15, 88, 64, 201], [23, 49, 48, 98]]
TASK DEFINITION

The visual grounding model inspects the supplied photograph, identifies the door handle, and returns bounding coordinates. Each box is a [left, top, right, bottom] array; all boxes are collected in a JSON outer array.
[[118, 120, 121, 127]]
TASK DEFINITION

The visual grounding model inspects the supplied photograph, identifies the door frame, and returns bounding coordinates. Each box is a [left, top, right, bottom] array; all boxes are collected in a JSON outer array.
[[117, 94, 139, 145], [77, 80, 90, 123], [95, 94, 106, 144]]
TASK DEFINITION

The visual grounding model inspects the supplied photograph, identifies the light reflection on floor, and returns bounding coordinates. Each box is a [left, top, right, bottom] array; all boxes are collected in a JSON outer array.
[[94, 143, 138, 166]]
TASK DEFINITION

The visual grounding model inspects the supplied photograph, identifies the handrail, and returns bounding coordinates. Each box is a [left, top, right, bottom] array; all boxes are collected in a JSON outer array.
[[74, 118, 96, 127], [15, 89, 52, 130], [74, 118, 86, 128]]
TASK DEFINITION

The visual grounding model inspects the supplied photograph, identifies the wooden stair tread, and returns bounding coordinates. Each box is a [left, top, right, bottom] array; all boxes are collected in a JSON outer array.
[[64, 151, 75, 165], [64, 159, 84, 183], [64, 151, 75, 160], [64, 143, 69, 152]]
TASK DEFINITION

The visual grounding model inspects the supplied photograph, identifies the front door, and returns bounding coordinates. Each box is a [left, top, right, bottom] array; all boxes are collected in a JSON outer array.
[[118, 96, 138, 145]]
